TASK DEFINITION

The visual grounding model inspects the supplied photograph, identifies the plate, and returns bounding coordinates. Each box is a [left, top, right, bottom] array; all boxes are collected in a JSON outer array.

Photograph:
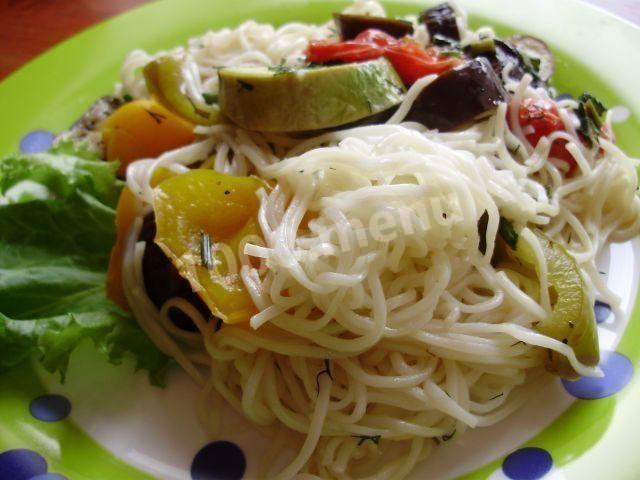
[[0, 1, 639, 479]]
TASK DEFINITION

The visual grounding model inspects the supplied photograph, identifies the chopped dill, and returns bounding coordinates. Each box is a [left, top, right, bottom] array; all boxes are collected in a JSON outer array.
[[268, 60, 296, 76], [202, 92, 218, 105], [316, 358, 333, 393], [441, 429, 456, 442], [351, 434, 381, 446]]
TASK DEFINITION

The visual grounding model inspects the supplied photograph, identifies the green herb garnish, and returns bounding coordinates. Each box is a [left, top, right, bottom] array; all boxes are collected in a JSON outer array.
[[201, 231, 213, 270], [498, 217, 518, 250], [544, 184, 553, 198], [268, 60, 296, 76], [122, 94, 133, 102], [315, 358, 333, 393], [477, 210, 489, 255], [442, 429, 456, 442], [351, 434, 381, 446], [519, 50, 543, 84], [431, 34, 460, 49], [202, 93, 218, 105], [576, 92, 607, 147]]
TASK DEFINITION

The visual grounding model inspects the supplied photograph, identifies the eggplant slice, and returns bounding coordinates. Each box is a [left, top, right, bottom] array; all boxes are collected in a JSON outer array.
[[334, 13, 414, 40], [140, 214, 212, 332], [468, 38, 551, 88], [419, 3, 460, 42], [508, 35, 554, 82], [406, 58, 508, 131]]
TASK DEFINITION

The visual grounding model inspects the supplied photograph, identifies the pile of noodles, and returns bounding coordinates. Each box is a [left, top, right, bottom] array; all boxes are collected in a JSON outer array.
[[117, 1, 640, 479]]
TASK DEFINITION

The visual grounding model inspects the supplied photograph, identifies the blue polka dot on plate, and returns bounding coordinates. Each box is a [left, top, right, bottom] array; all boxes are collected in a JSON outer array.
[[31, 474, 68, 480], [19, 130, 54, 154], [554, 93, 574, 102], [562, 350, 633, 399], [191, 441, 246, 480], [502, 447, 553, 480], [29, 394, 71, 422], [594, 300, 611, 324], [0, 449, 47, 480]]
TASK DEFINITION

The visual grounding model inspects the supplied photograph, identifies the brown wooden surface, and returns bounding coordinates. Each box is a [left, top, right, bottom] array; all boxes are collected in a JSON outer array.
[[0, 0, 149, 80], [0, 0, 638, 80]]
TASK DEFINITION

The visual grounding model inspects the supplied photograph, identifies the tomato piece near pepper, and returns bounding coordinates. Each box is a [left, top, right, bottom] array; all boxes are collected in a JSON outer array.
[[106, 186, 139, 311], [383, 42, 462, 85], [306, 40, 383, 64], [353, 28, 398, 47], [514, 98, 577, 175]]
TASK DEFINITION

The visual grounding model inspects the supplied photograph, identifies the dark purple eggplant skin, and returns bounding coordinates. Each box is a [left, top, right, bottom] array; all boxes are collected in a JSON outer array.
[[406, 58, 508, 131], [140, 214, 212, 332], [334, 13, 414, 40], [419, 3, 460, 42], [468, 40, 524, 79], [467, 39, 546, 88]]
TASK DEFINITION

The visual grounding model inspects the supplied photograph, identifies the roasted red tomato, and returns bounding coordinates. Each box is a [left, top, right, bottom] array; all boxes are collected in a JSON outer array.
[[383, 42, 461, 85], [513, 98, 577, 175], [306, 41, 383, 63], [353, 28, 397, 47], [306, 28, 462, 85]]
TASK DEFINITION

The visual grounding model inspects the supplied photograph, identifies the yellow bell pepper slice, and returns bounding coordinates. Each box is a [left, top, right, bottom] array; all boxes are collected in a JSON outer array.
[[153, 169, 263, 324]]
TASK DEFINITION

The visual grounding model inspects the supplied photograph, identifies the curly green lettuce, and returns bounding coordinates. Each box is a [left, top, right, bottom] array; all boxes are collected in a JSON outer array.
[[0, 142, 170, 385]]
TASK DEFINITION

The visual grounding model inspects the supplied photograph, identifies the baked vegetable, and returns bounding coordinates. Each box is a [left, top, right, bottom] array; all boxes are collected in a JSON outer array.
[[406, 58, 507, 131], [144, 56, 225, 125], [219, 58, 405, 132], [469, 39, 550, 87], [140, 214, 211, 331], [306, 29, 461, 86], [152, 170, 263, 324], [500, 222, 599, 378], [101, 99, 196, 176], [509, 35, 554, 83], [334, 13, 413, 40], [419, 3, 460, 42]]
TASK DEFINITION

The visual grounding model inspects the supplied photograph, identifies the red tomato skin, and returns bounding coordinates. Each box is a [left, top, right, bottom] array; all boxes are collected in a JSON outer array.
[[518, 98, 564, 144], [306, 29, 461, 86], [306, 41, 383, 64], [354, 29, 398, 47], [514, 98, 578, 175], [384, 42, 461, 85]]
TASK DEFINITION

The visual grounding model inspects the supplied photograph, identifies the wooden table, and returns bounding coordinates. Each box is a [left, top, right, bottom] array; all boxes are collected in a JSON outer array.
[[0, 0, 638, 80]]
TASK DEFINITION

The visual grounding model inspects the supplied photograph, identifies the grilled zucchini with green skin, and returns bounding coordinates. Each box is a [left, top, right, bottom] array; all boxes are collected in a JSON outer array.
[[500, 221, 599, 379], [218, 58, 405, 132]]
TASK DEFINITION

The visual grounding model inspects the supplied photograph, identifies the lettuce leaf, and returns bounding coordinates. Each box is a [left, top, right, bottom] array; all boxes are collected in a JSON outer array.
[[49, 138, 103, 161], [0, 149, 171, 385]]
